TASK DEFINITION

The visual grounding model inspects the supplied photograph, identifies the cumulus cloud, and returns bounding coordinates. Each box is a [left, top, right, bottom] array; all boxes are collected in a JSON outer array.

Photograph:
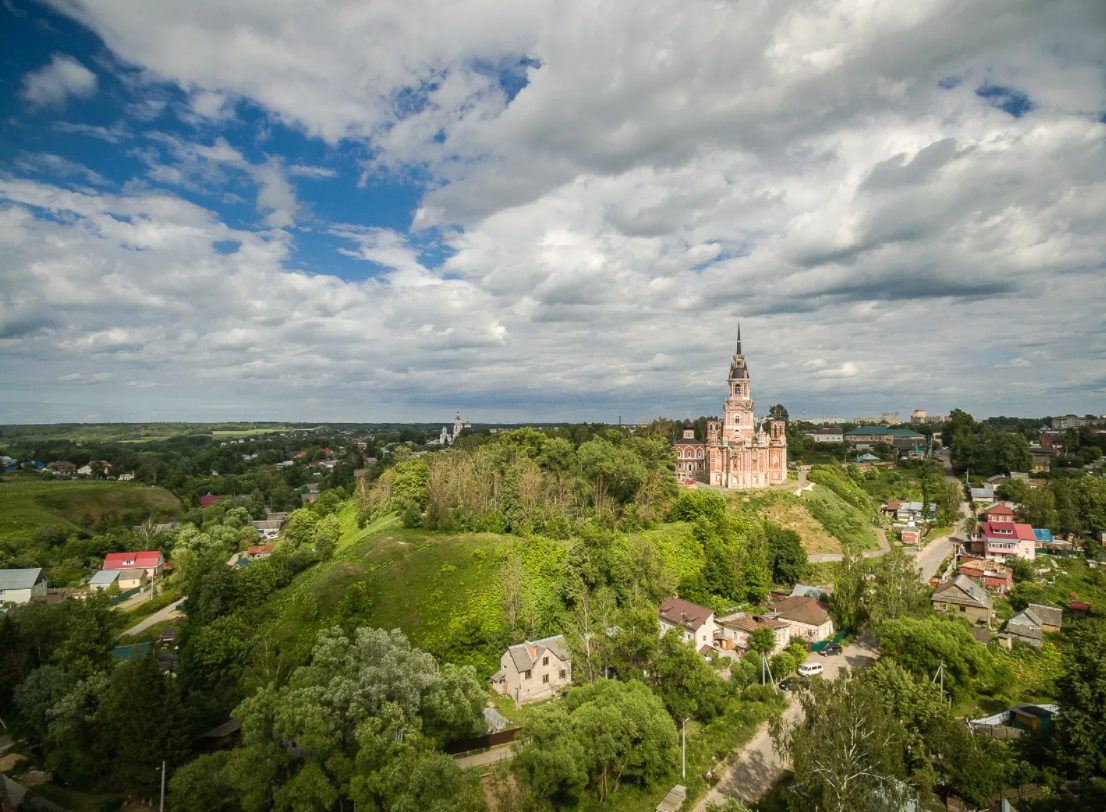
[[3, 0, 1105, 420], [20, 54, 97, 108]]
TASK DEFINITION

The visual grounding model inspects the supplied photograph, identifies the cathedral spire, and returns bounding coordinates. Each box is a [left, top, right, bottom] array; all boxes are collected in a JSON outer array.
[[735, 320, 742, 356]]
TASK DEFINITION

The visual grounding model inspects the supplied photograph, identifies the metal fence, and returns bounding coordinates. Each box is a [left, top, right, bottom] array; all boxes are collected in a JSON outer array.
[[107, 586, 142, 606]]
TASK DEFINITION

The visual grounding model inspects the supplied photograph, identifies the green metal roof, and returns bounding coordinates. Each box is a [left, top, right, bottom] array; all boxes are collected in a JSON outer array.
[[844, 426, 925, 438]]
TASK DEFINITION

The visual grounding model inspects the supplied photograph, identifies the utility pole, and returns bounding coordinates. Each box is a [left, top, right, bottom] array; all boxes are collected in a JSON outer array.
[[159, 760, 166, 812], [682, 718, 690, 779]]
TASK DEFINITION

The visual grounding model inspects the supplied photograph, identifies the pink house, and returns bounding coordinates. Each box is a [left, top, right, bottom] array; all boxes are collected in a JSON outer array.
[[103, 551, 165, 577], [980, 522, 1037, 563]]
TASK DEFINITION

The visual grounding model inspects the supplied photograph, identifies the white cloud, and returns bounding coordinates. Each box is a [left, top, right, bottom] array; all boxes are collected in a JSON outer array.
[[20, 53, 97, 109], [14, 152, 109, 186], [288, 164, 338, 179], [58, 372, 115, 384], [4, 1, 1106, 419]]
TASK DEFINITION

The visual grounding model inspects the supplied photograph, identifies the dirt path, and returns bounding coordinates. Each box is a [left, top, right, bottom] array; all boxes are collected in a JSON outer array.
[[118, 598, 185, 638]]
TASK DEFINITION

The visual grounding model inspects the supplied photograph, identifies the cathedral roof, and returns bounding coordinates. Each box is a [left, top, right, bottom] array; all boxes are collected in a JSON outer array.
[[682, 419, 694, 429]]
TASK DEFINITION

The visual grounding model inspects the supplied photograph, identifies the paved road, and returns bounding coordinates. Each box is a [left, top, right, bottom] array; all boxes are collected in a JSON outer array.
[[691, 634, 881, 811], [808, 526, 890, 563], [118, 598, 185, 638]]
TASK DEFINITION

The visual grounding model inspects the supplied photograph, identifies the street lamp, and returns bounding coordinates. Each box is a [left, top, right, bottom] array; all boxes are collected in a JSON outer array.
[[157, 760, 166, 812], [682, 717, 691, 779]]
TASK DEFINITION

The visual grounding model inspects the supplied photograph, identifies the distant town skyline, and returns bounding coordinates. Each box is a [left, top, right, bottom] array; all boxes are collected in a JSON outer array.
[[1, 1, 1104, 423]]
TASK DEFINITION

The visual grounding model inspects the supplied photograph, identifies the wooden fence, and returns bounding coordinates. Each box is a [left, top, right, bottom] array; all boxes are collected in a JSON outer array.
[[443, 728, 520, 756], [968, 723, 1023, 740]]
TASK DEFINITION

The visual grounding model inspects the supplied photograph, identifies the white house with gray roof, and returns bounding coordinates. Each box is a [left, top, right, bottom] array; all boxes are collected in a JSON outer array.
[[490, 634, 571, 706], [0, 568, 48, 606]]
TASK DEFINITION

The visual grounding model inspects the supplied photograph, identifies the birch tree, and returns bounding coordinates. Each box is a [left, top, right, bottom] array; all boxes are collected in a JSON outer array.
[[771, 669, 914, 812]]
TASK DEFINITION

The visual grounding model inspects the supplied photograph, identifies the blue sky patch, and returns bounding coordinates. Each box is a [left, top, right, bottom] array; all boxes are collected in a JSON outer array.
[[937, 76, 962, 89], [976, 82, 1035, 118]]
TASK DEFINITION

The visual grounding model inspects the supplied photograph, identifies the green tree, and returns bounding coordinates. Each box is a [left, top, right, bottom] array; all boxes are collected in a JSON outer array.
[[512, 704, 587, 810], [13, 665, 70, 741], [167, 751, 236, 812], [830, 546, 868, 631], [771, 669, 914, 812], [567, 680, 678, 802], [311, 513, 341, 558], [768, 404, 789, 421], [876, 615, 994, 701], [1056, 620, 1106, 778], [652, 629, 727, 721], [97, 654, 191, 795], [868, 547, 928, 626]]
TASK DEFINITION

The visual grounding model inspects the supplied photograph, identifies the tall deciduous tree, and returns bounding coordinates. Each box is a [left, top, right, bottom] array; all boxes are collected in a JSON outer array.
[[830, 545, 868, 631], [1056, 620, 1106, 778], [771, 669, 914, 812], [868, 547, 928, 626]]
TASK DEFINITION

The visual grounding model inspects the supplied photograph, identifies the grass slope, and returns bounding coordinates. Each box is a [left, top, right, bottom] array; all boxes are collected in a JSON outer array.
[[739, 485, 880, 552], [0, 479, 182, 540]]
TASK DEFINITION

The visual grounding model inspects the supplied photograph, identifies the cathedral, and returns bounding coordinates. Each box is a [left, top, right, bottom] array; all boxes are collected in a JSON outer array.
[[674, 327, 788, 489]]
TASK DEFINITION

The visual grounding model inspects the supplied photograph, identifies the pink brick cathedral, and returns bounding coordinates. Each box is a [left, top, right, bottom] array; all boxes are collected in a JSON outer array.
[[675, 326, 788, 489]]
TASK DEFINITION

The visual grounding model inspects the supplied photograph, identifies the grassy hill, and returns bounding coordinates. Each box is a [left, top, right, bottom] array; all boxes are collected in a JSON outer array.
[[0, 479, 183, 541], [738, 484, 880, 553]]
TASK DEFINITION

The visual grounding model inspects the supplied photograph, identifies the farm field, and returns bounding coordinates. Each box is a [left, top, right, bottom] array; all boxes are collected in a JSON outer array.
[[0, 479, 182, 541]]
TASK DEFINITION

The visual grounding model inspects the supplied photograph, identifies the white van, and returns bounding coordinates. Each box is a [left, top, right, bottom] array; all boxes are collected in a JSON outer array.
[[798, 663, 824, 677]]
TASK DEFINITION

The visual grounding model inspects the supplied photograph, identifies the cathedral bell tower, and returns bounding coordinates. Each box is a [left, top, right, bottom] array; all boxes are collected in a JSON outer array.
[[722, 323, 755, 447]]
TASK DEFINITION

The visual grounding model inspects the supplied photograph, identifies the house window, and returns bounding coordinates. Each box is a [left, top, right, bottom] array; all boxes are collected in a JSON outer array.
[[524, 670, 531, 679], [559, 669, 566, 678], [543, 674, 549, 684], [959, 606, 966, 612], [542, 656, 548, 666]]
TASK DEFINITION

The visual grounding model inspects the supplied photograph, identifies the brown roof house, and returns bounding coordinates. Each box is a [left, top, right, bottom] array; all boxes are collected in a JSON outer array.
[[715, 612, 791, 654], [768, 596, 835, 643], [931, 575, 993, 626], [490, 635, 571, 708], [658, 595, 717, 650], [1004, 603, 1063, 646]]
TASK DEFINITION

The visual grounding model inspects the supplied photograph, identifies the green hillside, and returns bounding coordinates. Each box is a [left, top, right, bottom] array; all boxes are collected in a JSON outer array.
[[0, 479, 183, 541], [739, 484, 880, 553]]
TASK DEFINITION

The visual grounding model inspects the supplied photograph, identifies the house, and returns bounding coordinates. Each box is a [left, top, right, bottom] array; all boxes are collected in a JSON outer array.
[[980, 521, 1037, 562], [804, 427, 844, 443], [117, 472, 135, 481], [893, 502, 936, 522], [855, 453, 882, 463], [790, 584, 831, 600], [199, 494, 222, 509], [103, 551, 164, 577], [250, 520, 283, 540], [931, 575, 993, 625], [980, 504, 1015, 524], [1004, 606, 1061, 650], [247, 544, 275, 559], [490, 635, 571, 706], [301, 493, 319, 504], [77, 461, 111, 476], [844, 426, 926, 447], [658, 595, 717, 649], [971, 485, 996, 503], [900, 524, 922, 545], [957, 557, 1013, 592], [1070, 602, 1089, 617], [882, 501, 902, 518], [714, 612, 791, 654], [0, 568, 48, 605], [48, 461, 76, 474], [768, 595, 835, 642], [116, 568, 148, 590], [89, 569, 122, 591], [1029, 446, 1054, 473]]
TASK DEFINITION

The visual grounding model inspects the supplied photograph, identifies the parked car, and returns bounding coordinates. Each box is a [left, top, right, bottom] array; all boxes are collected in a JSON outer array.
[[818, 644, 843, 657], [779, 676, 808, 692], [798, 662, 824, 677]]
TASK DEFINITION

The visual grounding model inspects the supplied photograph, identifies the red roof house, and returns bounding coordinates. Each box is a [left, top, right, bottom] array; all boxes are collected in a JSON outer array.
[[981, 504, 1015, 523], [103, 551, 164, 575], [981, 521, 1038, 562], [247, 545, 275, 559]]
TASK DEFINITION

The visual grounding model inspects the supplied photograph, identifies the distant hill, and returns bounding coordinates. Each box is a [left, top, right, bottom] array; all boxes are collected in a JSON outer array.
[[0, 480, 183, 541]]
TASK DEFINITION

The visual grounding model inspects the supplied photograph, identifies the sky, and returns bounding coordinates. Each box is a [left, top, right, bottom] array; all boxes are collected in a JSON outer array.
[[1, 0, 1104, 426]]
